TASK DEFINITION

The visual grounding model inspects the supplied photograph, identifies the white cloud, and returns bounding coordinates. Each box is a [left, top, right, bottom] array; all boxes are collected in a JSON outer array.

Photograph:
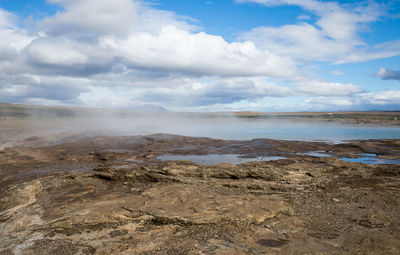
[[0, 44, 17, 61], [0, 84, 30, 97], [242, 22, 355, 61], [134, 5, 199, 34], [0, 1, 398, 111], [78, 86, 136, 108], [336, 40, 400, 64], [103, 26, 296, 77], [297, 15, 311, 20], [0, 9, 34, 52], [361, 90, 400, 105], [298, 90, 400, 111], [294, 80, 362, 96], [331, 70, 344, 76], [77, 76, 293, 108], [0, 8, 12, 28], [375, 67, 400, 81], [23, 37, 115, 77], [41, 0, 138, 37], [237, 0, 394, 63], [26, 38, 89, 66], [10, 1, 297, 79], [301, 97, 354, 109], [0, 74, 89, 104]]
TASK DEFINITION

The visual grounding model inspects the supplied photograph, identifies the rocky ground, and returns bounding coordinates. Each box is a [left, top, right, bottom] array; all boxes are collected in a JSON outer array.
[[0, 133, 399, 254]]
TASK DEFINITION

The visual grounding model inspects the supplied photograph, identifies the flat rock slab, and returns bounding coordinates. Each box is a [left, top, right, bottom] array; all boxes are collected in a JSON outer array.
[[0, 135, 399, 254]]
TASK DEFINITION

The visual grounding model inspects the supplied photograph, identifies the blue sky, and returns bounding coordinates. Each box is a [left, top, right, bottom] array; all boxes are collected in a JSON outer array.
[[0, 0, 399, 111]]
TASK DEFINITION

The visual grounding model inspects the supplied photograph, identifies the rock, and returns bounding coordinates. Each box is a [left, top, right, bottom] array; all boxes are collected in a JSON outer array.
[[1, 134, 399, 254]]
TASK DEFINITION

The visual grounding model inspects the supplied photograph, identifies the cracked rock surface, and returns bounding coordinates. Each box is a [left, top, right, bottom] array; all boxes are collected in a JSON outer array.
[[1, 135, 399, 254]]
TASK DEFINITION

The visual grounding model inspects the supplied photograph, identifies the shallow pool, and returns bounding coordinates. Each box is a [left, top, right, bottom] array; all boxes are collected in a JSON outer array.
[[300, 151, 400, 165], [157, 154, 287, 165]]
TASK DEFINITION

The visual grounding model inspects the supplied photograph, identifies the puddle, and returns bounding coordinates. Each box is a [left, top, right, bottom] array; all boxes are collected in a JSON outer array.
[[299, 151, 400, 165], [339, 157, 400, 165], [299, 151, 331, 157], [157, 154, 286, 165], [360, 153, 377, 157]]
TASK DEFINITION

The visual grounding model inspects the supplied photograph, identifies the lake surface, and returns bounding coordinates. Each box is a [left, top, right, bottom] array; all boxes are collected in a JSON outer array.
[[48, 115, 400, 142], [149, 119, 400, 141]]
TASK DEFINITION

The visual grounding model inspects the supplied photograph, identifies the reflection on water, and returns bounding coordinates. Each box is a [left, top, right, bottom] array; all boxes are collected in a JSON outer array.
[[157, 119, 400, 141], [299, 151, 332, 157], [300, 151, 400, 165], [157, 154, 286, 165], [340, 157, 400, 165], [16, 114, 400, 142]]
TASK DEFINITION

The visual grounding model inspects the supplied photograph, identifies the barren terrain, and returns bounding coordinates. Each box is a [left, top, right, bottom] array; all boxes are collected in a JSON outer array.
[[0, 106, 399, 254]]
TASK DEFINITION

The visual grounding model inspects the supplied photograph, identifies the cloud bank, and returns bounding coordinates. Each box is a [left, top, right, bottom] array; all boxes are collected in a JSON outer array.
[[0, 0, 399, 111]]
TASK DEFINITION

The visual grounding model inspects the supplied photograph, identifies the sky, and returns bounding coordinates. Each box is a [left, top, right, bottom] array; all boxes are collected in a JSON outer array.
[[0, 0, 399, 112]]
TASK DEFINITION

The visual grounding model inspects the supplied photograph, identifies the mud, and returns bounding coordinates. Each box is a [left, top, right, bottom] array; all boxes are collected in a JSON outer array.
[[0, 133, 399, 254]]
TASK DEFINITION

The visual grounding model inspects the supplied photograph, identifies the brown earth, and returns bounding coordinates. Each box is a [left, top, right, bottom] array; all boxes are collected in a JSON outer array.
[[1, 133, 400, 255]]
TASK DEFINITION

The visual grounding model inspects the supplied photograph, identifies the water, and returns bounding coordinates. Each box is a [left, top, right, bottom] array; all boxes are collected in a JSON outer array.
[[147, 118, 400, 141], [340, 157, 400, 165], [299, 151, 332, 157], [157, 154, 287, 165], [28, 114, 400, 142], [300, 151, 400, 165]]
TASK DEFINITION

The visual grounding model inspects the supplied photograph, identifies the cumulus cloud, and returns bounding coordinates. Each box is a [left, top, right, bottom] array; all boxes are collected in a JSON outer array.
[[103, 26, 296, 77], [0, 44, 17, 61], [0, 1, 300, 108], [24, 37, 115, 76], [0, 9, 34, 52], [41, 0, 138, 37], [27, 38, 89, 66], [299, 90, 400, 111], [375, 67, 400, 81], [242, 22, 355, 61], [237, 0, 395, 63], [299, 97, 354, 111], [10, 1, 297, 79], [140, 77, 293, 106], [361, 90, 400, 105], [0, 8, 14, 28], [76, 76, 293, 108], [0, 74, 88, 104]]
